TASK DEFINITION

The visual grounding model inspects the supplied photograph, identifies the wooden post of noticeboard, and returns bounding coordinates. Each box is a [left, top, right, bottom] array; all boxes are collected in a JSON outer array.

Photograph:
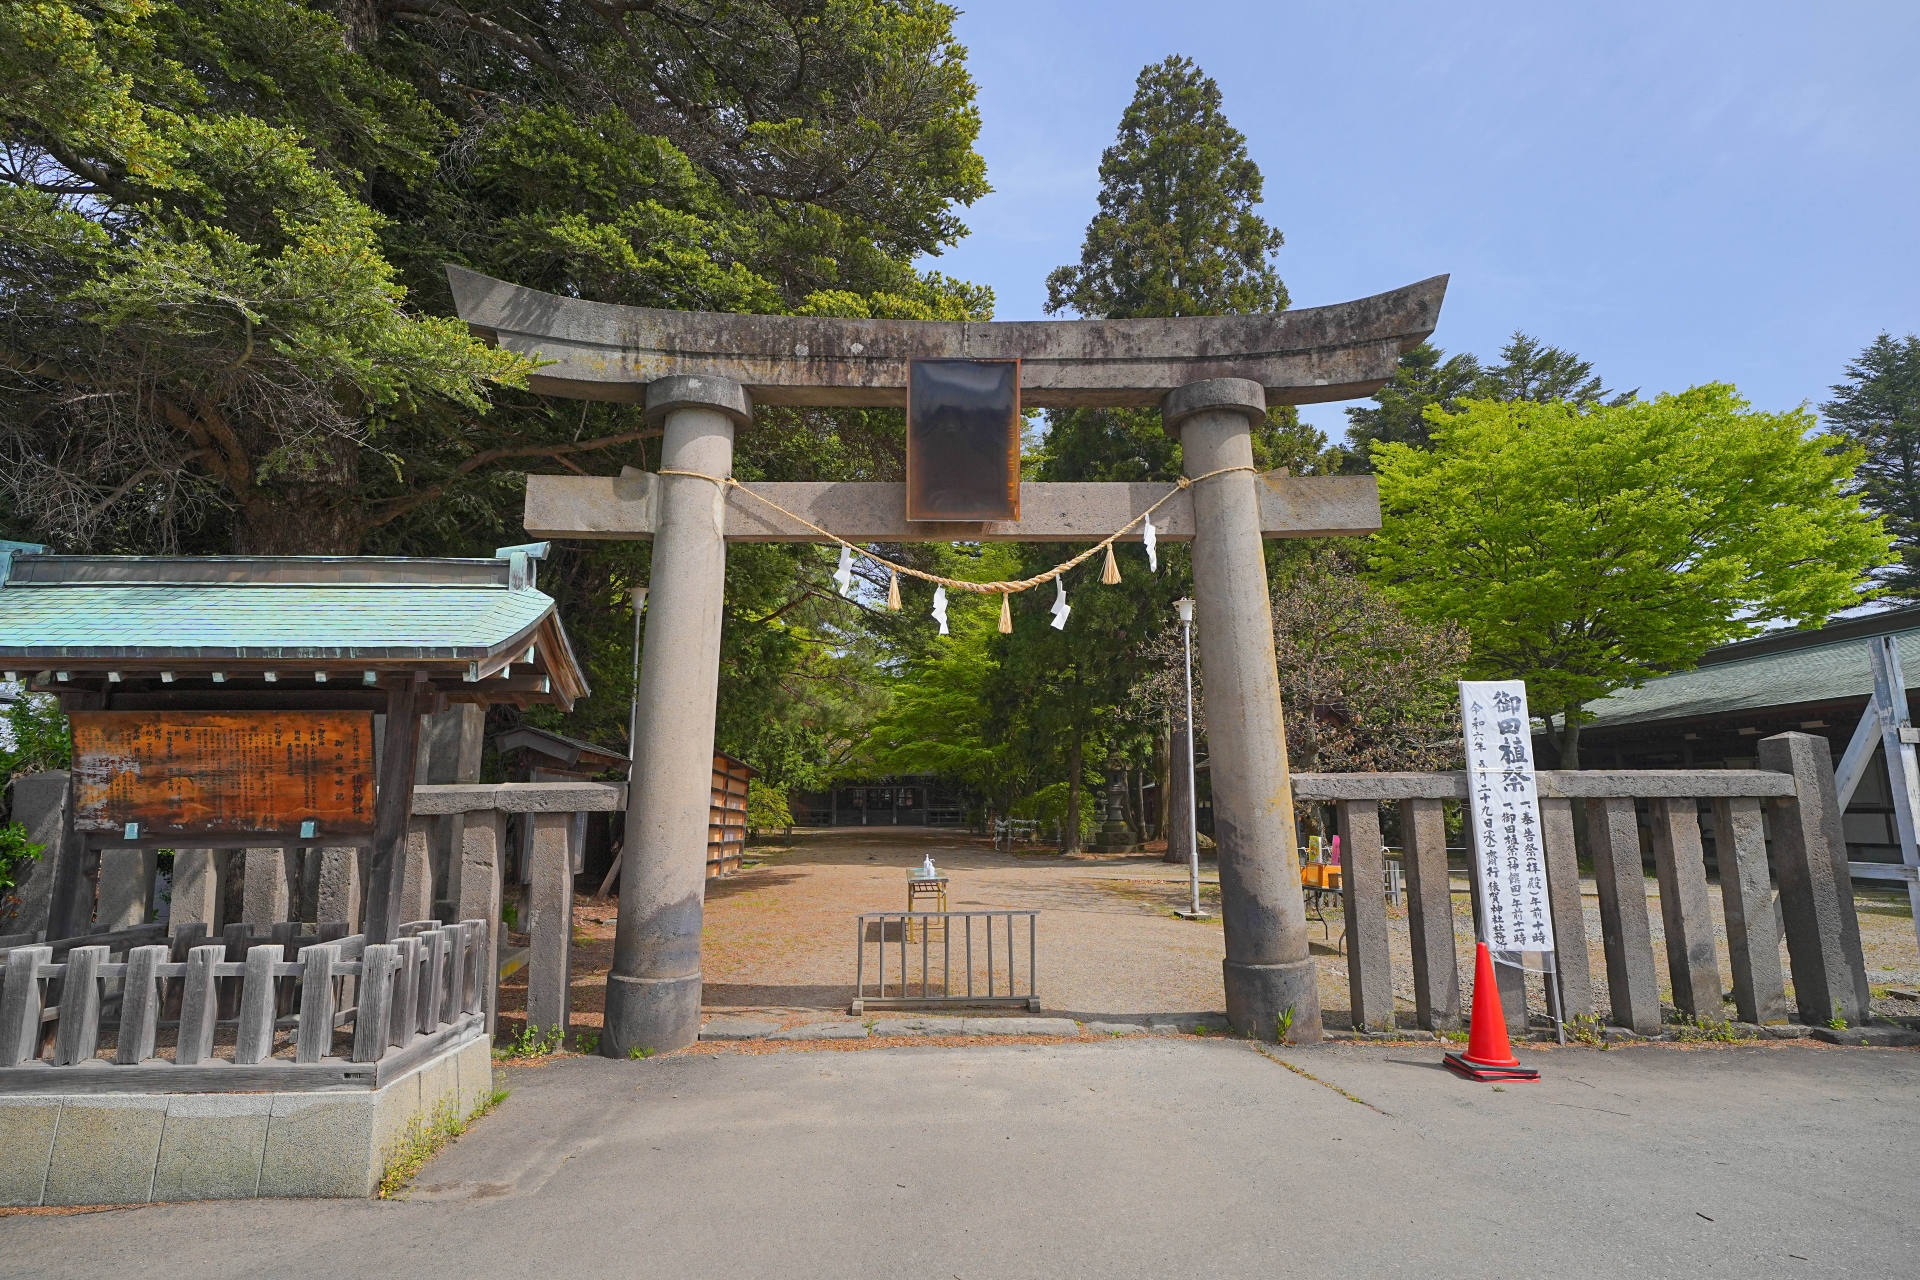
[[365, 677, 423, 944]]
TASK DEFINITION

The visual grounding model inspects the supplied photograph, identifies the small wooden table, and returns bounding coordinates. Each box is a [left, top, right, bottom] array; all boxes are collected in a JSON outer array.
[[907, 875, 948, 940]]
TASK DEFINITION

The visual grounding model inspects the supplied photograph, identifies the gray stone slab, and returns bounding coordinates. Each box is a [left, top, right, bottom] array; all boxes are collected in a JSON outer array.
[[1146, 1013, 1230, 1035], [1084, 1022, 1150, 1037], [409, 781, 626, 815], [0, 1097, 60, 1206], [1760, 1024, 1815, 1040], [259, 1092, 379, 1199], [1337, 800, 1393, 1033], [1811, 1025, 1920, 1047], [417, 1042, 462, 1120], [1760, 733, 1873, 1026], [44, 1094, 167, 1206], [698, 1019, 781, 1041], [958, 1018, 1080, 1037], [869, 1018, 969, 1037], [768, 1023, 869, 1042], [447, 263, 1446, 409], [152, 1094, 271, 1202], [454, 1036, 496, 1118]]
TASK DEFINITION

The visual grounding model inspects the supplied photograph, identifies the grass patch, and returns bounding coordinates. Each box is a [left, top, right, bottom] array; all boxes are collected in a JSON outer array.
[[1671, 1015, 1756, 1044], [1567, 1014, 1608, 1048], [377, 1086, 509, 1199], [494, 1023, 565, 1059]]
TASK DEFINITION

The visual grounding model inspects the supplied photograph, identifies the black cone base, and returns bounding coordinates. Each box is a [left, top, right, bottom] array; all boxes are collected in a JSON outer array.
[[1443, 1051, 1540, 1083]]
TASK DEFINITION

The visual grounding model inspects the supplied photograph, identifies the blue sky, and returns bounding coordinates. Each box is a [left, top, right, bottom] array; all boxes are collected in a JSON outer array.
[[923, 1, 1920, 446]]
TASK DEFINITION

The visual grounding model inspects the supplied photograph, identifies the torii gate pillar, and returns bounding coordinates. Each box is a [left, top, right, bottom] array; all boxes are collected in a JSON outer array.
[[603, 376, 747, 1056], [1167, 379, 1321, 1040]]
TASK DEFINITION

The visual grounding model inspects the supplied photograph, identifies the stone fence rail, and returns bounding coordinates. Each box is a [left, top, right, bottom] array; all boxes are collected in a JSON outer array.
[[1290, 732, 1871, 1038], [0, 779, 624, 1083], [0, 919, 487, 1092]]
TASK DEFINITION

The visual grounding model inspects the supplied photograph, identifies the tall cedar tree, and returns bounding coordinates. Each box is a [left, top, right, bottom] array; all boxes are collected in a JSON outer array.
[[1000, 56, 1312, 848], [1824, 333, 1920, 600]]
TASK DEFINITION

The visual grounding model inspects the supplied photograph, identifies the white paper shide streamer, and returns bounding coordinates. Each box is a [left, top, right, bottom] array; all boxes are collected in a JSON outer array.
[[1142, 512, 1158, 573], [930, 586, 949, 636], [1459, 679, 1555, 955], [1049, 577, 1071, 630], [833, 545, 855, 597]]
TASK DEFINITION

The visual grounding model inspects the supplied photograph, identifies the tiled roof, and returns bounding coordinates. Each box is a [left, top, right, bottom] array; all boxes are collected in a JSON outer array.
[[0, 583, 554, 662], [1582, 620, 1920, 730], [0, 547, 590, 707]]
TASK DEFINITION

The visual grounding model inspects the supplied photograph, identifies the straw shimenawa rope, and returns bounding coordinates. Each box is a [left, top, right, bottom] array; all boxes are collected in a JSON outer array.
[[653, 464, 1257, 597]]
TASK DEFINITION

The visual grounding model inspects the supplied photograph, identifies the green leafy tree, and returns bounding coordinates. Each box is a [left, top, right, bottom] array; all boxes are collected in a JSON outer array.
[[1, 691, 72, 787], [2, 0, 998, 790], [1823, 333, 1920, 600], [1045, 55, 1286, 320], [861, 562, 1043, 813], [1371, 386, 1890, 767], [1, 690, 70, 905]]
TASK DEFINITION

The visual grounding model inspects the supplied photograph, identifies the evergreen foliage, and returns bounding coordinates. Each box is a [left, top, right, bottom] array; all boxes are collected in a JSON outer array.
[[1823, 333, 1920, 600], [1044, 56, 1286, 320], [965, 54, 1300, 846], [0, 0, 993, 790], [1340, 332, 1635, 472]]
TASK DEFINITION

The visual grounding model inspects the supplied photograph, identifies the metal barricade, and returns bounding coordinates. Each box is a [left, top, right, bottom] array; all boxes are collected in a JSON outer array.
[[851, 911, 1040, 1014]]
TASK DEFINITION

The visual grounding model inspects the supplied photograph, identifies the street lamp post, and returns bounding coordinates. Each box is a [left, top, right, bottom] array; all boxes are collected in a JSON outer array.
[[1174, 597, 1208, 920]]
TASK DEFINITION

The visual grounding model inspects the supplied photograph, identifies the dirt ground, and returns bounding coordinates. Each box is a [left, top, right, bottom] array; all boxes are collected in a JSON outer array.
[[498, 825, 1920, 1039]]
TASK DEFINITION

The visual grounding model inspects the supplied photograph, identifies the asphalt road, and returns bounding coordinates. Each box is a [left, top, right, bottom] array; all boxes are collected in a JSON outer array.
[[4, 1040, 1916, 1279]]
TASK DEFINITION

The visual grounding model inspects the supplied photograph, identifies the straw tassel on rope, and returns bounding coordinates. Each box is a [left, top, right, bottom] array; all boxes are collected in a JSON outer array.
[[886, 567, 901, 611], [1101, 542, 1122, 585], [998, 591, 1013, 634]]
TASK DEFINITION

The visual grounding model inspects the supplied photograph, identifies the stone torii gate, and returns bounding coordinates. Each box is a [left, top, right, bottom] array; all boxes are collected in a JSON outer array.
[[447, 266, 1448, 1053]]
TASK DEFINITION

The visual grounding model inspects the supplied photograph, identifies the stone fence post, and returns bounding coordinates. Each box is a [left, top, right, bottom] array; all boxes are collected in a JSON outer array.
[[1759, 732, 1871, 1025]]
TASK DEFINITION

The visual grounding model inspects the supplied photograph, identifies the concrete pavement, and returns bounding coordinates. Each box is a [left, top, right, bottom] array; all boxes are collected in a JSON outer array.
[[3, 1040, 1915, 1279]]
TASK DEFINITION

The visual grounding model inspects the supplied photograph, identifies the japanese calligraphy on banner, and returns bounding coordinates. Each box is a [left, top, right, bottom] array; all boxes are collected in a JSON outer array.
[[1460, 681, 1555, 954]]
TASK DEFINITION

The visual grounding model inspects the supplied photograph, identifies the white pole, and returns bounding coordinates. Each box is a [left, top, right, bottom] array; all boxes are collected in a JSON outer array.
[[1177, 597, 1205, 918]]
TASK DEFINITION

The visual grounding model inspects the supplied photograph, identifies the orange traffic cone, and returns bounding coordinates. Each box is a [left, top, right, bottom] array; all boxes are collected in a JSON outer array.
[[1443, 941, 1540, 1082]]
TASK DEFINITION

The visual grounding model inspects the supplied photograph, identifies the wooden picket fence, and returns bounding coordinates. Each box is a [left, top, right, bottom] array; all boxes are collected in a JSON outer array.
[[0, 918, 488, 1093]]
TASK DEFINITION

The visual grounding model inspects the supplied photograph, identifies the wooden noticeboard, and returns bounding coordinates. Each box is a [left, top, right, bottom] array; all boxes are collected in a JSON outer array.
[[69, 711, 376, 841]]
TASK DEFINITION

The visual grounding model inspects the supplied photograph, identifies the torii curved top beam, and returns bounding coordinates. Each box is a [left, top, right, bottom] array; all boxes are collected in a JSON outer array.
[[445, 265, 1447, 410]]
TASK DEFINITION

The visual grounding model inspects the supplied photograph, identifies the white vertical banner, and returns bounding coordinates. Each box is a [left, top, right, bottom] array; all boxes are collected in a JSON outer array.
[[1460, 680, 1555, 955]]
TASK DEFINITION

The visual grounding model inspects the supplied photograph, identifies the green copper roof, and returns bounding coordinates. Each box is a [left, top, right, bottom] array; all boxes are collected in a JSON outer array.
[[0, 549, 589, 706], [0, 582, 555, 662], [1582, 611, 1920, 730]]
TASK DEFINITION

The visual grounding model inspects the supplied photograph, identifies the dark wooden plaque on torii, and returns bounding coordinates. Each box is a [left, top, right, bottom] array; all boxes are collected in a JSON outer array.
[[905, 358, 1021, 522]]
